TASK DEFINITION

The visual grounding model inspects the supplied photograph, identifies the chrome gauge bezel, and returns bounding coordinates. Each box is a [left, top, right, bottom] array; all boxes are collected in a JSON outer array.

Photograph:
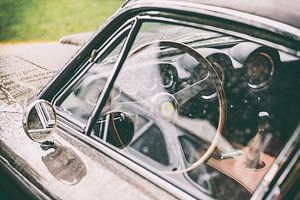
[[245, 52, 275, 90]]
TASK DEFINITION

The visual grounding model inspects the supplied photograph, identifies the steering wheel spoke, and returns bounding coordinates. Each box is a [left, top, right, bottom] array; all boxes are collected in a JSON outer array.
[[174, 78, 209, 107]]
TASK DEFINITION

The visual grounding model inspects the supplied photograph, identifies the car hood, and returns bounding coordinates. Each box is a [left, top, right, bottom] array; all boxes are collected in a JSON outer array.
[[0, 55, 55, 111]]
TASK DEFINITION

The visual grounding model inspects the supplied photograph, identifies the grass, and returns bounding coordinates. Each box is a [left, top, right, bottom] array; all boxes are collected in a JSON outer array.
[[0, 0, 124, 43]]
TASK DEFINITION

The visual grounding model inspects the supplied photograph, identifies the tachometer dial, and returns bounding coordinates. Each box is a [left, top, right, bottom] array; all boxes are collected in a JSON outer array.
[[245, 52, 275, 89]]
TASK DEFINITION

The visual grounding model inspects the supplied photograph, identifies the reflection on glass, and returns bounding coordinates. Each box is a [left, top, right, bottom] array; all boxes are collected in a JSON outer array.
[[26, 101, 56, 143], [57, 36, 128, 123], [131, 124, 169, 166], [42, 146, 87, 185]]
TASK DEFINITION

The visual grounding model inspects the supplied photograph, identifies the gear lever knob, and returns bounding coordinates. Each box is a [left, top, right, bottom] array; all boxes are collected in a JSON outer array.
[[257, 111, 270, 131]]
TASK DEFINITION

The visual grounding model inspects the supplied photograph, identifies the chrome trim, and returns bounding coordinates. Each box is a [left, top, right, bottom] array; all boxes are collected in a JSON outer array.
[[56, 110, 86, 133], [53, 23, 135, 131]]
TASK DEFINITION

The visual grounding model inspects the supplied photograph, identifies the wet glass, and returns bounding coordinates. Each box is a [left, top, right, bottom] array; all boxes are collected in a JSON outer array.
[[56, 21, 300, 200], [57, 36, 128, 123]]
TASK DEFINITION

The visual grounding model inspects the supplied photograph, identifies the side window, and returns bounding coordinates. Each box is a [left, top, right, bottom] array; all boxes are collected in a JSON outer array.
[[56, 34, 128, 123]]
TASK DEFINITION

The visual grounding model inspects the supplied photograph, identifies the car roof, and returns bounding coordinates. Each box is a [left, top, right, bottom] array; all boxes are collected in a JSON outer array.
[[125, 0, 300, 30]]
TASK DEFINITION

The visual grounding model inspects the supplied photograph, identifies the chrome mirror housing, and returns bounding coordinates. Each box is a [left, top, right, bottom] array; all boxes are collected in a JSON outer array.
[[23, 100, 57, 143]]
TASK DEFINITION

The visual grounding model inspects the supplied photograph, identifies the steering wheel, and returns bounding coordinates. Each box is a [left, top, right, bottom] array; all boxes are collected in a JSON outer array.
[[124, 40, 227, 173]]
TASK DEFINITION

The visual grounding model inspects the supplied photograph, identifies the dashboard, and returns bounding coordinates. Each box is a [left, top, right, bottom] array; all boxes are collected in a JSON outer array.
[[154, 42, 299, 157]]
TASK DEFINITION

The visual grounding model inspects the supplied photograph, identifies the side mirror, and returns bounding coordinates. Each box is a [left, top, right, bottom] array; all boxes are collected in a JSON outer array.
[[23, 100, 57, 143]]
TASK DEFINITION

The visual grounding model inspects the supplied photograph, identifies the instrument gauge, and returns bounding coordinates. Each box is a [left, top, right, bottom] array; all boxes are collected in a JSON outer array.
[[245, 52, 275, 89], [194, 61, 224, 100], [159, 63, 177, 88]]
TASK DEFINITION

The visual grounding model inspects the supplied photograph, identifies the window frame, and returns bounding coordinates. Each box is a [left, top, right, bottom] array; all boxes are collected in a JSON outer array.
[[53, 20, 136, 133]]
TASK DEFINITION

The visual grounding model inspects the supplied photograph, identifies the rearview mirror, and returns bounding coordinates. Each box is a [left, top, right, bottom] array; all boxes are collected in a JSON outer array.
[[23, 100, 57, 143]]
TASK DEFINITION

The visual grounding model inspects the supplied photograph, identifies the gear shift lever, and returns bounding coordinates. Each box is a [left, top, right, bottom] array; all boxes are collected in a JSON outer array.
[[245, 111, 269, 169]]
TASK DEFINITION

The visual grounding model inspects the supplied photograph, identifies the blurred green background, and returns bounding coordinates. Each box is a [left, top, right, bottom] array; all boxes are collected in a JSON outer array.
[[0, 0, 124, 43]]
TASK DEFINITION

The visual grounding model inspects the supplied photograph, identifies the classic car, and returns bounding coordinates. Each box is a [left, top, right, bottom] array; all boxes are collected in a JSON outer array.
[[0, 0, 299, 200]]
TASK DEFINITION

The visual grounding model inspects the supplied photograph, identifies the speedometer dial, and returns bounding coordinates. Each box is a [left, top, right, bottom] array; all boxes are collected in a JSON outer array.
[[245, 52, 275, 89]]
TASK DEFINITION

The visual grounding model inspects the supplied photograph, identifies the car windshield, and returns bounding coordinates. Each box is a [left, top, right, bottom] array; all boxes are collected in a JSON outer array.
[[57, 21, 300, 200]]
